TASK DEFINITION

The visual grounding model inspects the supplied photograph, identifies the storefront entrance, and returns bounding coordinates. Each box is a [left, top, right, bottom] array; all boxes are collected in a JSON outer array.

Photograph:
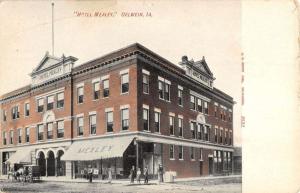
[[37, 152, 46, 176]]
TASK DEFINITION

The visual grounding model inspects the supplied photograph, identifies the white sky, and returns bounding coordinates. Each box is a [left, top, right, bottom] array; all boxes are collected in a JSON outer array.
[[0, 1, 242, 145]]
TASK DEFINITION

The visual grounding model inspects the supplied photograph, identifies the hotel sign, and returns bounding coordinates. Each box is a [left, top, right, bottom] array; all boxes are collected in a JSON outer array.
[[77, 145, 114, 154], [38, 66, 62, 81], [186, 67, 213, 88]]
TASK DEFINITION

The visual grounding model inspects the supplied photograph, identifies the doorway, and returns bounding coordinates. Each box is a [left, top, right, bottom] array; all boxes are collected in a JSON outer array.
[[208, 157, 213, 175]]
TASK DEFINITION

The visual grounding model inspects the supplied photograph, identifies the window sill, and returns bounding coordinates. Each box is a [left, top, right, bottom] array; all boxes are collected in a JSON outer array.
[[179, 159, 184, 161], [56, 107, 64, 110], [178, 105, 183, 108], [191, 159, 195, 161], [103, 97, 109, 99], [92, 99, 100, 102], [142, 130, 151, 133], [154, 132, 161, 134], [76, 135, 84, 138], [105, 132, 114, 134], [170, 158, 175, 161], [120, 130, 129, 133], [143, 92, 149, 95], [120, 92, 129, 95], [199, 159, 204, 162]]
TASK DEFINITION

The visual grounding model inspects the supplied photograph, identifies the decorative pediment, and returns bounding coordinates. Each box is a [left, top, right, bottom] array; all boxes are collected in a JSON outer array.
[[33, 52, 62, 73]]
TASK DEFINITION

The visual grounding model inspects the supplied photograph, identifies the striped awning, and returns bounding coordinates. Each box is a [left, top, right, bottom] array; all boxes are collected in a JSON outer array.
[[5, 149, 32, 165]]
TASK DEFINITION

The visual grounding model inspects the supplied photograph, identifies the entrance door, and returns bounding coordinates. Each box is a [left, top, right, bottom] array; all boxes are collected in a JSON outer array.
[[199, 161, 203, 175], [208, 157, 213, 175]]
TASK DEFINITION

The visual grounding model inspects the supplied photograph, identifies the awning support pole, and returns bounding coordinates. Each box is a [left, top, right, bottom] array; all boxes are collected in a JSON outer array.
[[136, 141, 139, 170]]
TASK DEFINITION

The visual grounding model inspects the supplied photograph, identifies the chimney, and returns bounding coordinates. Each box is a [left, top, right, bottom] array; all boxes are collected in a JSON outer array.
[[182, 55, 188, 62]]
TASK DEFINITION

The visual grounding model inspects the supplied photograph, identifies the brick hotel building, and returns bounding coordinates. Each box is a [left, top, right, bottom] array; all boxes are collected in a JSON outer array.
[[0, 43, 234, 179]]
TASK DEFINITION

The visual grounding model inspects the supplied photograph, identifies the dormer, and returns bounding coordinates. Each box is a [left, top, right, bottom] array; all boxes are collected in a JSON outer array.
[[30, 51, 78, 86], [179, 55, 215, 89]]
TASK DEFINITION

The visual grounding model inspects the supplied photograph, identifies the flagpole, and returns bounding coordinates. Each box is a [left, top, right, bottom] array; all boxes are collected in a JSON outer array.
[[52, 2, 54, 56]]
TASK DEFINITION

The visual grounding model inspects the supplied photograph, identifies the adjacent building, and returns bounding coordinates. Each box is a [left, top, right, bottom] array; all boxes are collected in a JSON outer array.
[[0, 43, 234, 179]]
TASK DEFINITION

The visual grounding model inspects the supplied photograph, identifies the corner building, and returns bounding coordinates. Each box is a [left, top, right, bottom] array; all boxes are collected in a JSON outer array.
[[0, 43, 234, 179]]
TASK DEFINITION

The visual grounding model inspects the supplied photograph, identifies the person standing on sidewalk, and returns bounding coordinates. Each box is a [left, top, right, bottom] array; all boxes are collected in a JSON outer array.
[[107, 167, 112, 184], [88, 166, 93, 183], [158, 164, 164, 184], [144, 166, 149, 184], [129, 165, 135, 184], [136, 168, 141, 184]]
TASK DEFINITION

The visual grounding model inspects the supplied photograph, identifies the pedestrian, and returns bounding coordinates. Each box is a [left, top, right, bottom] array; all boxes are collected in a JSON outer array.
[[158, 164, 164, 184], [108, 167, 112, 184], [129, 165, 135, 184], [88, 166, 93, 183], [144, 166, 149, 184], [136, 168, 141, 184]]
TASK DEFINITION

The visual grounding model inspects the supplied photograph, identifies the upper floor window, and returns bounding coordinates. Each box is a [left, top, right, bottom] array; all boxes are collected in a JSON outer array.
[[169, 116, 174, 135], [103, 79, 109, 98], [204, 101, 209, 114], [197, 124, 203, 140], [121, 108, 129, 130], [106, 111, 113, 132], [178, 88, 183, 106], [158, 77, 171, 101], [92, 81, 100, 100], [77, 87, 84, 104], [225, 129, 228, 144], [47, 95, 54, 110], [197, 98, 203, 113], [121, 73, 129, 94], [89, 114, 96, 135], [47, 123, 53, 139], [190, 122, 196, 139], [214, 127, 218, 143], [228, 112, 232, 122], [204, 126, 209, 141], [37, 98, 44, 112], [25, 103, 30, 117], [57, 120, 64, 138], [143, 73, 149, 94], [220, 129, 223, 143], [9, 130, 13, 144], [37, 124, 44, 141], [190, 147, 195, 160], [178, 118, 183, 137], [229, 131, 232, 145], [158, 81, 164, 99], [178, 146, 183, 160], [164, 83, 170, 101], [12, 106, 20, 119], [143, 108, 149, 131], [57, 92, 64, 108], [190, 96, 196, 110], [169, 145, 174, 159], [2, 131, 6, 145], [200, 148, 203, 160], [18, 128, 22, 143], [154, 111, 160, 133], [2, 110, 7, 121], [77, 116, 84, 136], [214, 106, 218, 117], [25, 127, 30, 143]]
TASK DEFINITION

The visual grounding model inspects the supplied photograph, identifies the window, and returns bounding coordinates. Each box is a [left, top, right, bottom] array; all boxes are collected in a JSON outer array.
[[178, 118, 183, 137], [158, 81, 164, 99], [204, 101, 209, 114], [93, 82, 100, 100], [154, 112, 160, 133], [214, 106, 218, 117], [57, 121, 64, 138], [197, 98, 202, 112], [103, 79, 109, 97], [190, 122, 196, 139], [37, 98, 44, 112], [169, 145, 174, 159], [3, 132, 6, 145], [47, 123, 53, 139], [25, 127, 29, 143], [121, 108, 129, 130], [164, 83, 170, 101], [47, 95, 54, 110], [198, 124, 203, 140], [229, 131, 232, 145], [106, 111, 113, 132], [121, 73, 129, 93], [220, 129, 223, 143], [143, 108, 149, 131], [77, 117, 84, 136], [215, 127, 218, 143], [89, 114, 96, 135], [178, 146, 183, 160], [77, 87, 84, 104], [10, 130, 13, 144], [228, 112, 232, 121], [17, 128, 22, 143], [57, 92, 64, 108], [37, 124, 44, 141], [200, 148, 203, 160], [25, 103, 30, 117], [205, 126, 210, 141], [178, 88, 183, 106], [143, 74, 149, 94], [190, 96, 196, 110], [190, 147, 195, 160], [169, 116, 174, 135], [12, 106, 19, 119], [2, 110, 7, 121]]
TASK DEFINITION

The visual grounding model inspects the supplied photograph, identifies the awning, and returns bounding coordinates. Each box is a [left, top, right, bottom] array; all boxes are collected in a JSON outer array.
[[5, 149, 32, 165], [61, 135, 134, 161]]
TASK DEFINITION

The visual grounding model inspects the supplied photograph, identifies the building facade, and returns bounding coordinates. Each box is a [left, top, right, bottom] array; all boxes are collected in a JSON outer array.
[[0, 43, 234, 179]]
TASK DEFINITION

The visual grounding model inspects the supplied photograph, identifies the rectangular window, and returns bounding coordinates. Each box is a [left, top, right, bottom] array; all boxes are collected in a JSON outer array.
[[190, 147, 195, 160], [178, 89, 183, 106], [158, 81, 164, 99], [121, 108, 129, 130], [3, 132, 6, 145], [229, 131, 232, 145], [198, 124, 203, 140], [25, 103, 30, 117], [178, 146, 183, 160], [37, 98, 44, 112], [77, 87, 84, 104], [12, 106, 20, 119], [190, 96, 196, 110], [143, 74, 149, 94], [77, 117, 84, 136], [197, 98, 203, 112], [103, 79, 109, 97], [57, 92, 64, 108], [220, 129, 223, 144], [190, 122, 196, 139], [47, 95, 54, 110], [89, 114, 96, 135], [214, 106, 218, 117], [178, 118, 183, 137], [10, 130, 13, 144], [224, 130, 228, 144], [3, 110, 7, 121], [93, 82, 100, 100], [121, 73, 129, 93], [169, 145, 174, 159], [143, 108, 149, 131], [200, 148, 203, 160], [47, 123, 53, 139], [154, 112, 160, 133], [18, 129, 22, 143], [106, 111, 114, 132], [215, 127, 218, 143], [205, 126, 210, 141], [25, 127, 29, 143], [164, 83, 170, 101], [57, 121, 64, 138], [37, 124, 43, 141], [204, 101, 209, 114], [169, 116, 174, 135]]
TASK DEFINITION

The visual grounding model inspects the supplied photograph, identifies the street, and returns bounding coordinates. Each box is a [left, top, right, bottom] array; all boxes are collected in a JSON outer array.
[[0, 179, 241, 193]]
